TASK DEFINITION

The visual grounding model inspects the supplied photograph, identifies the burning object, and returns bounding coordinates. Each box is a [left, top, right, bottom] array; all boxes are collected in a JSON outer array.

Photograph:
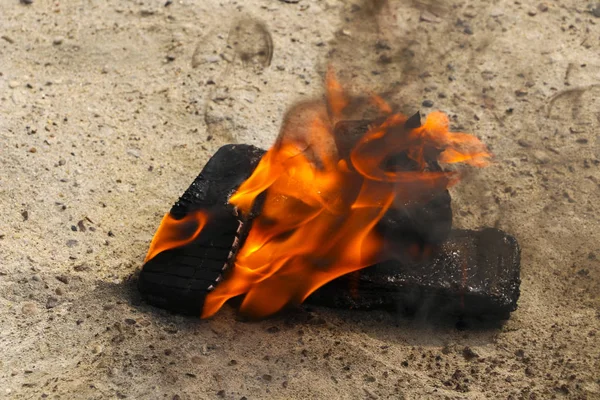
[[138, 73, 520, 320]]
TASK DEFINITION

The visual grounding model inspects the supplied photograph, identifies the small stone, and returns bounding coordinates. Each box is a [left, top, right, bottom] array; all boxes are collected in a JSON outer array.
[[422, 99, 434, 108], [124, 318, 136, 325], [164, 326, 178, 334], [527, 10, 537, 16], [73, 263, 88, 271], [591, 4, 600, 18], [21, 0, 34, 4], [46, 297, 59, 309], [21, 302, 38, 316], [563, 190, 575, 203], [66, 239, 78, 247], [203, 55, 220, 64], [517, 139, 532, 148], [481, 70, 495, 81], [126, 148, 141, 158], [58, 158, 66, 166], [52, 37, 64, 46], [140, 9, 156, 17], [420, 10, 441, 23], [532, 150, 550, 164], [262, 374, 272, 381], [28, 147, 37, 153], [55, 275, 69, 284], [279, 0, 300, 3], [537, 3, 548, 12], [9, 81, 19, 89], [462, 346, 479, 361], [515, 89, 528, 97], [515, 348, 525, 358], [92, 344, 103, 354]]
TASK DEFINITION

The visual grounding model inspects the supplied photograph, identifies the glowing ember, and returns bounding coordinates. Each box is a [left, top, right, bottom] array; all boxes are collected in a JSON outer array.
[[196, 71, 491, 318]]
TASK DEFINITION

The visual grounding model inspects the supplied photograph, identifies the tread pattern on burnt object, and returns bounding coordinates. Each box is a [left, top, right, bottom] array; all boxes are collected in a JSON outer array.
[[308, 228, 521, 320], [138, 144, 266, 314]]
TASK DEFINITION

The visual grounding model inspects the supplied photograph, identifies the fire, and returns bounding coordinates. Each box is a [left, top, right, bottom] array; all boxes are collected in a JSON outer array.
[[199, 71, 491, 318], [144, 210, 208, 263]]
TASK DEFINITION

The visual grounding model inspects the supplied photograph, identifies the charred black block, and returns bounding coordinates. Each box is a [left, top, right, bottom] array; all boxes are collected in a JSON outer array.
[[138, 144, 265, 315], [308, 228, 521, 319], [138, 141, 521, 320]]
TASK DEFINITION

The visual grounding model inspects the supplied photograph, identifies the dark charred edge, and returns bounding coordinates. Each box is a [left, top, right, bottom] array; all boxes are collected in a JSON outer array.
[[404, 111, 421, 130], [169, 144, 266, 219], [308, 228, 521, 320], [137, 144, 267, 315]]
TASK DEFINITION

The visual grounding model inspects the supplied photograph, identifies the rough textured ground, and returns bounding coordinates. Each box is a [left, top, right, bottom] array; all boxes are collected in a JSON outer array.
[[1, 0, 599, 399]]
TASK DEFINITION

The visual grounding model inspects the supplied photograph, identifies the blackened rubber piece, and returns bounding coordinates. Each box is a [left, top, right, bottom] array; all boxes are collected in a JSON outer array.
[[138, 144, 266, 315], [169, 144, 267, 219], [308, 228, 521, 319]]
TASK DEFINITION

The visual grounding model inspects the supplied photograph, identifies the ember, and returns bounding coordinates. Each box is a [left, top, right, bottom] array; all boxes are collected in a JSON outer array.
[[138, 70, 517, 320]]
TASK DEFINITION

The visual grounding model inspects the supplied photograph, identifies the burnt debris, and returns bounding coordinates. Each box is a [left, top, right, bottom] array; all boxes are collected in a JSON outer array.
[[138, 143, 521, 319], [308, 228, 521, 319]]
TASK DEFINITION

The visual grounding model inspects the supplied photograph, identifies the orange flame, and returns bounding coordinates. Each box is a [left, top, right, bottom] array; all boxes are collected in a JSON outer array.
[[200, 71, 491, 318], [144, 210, 208, 262]]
